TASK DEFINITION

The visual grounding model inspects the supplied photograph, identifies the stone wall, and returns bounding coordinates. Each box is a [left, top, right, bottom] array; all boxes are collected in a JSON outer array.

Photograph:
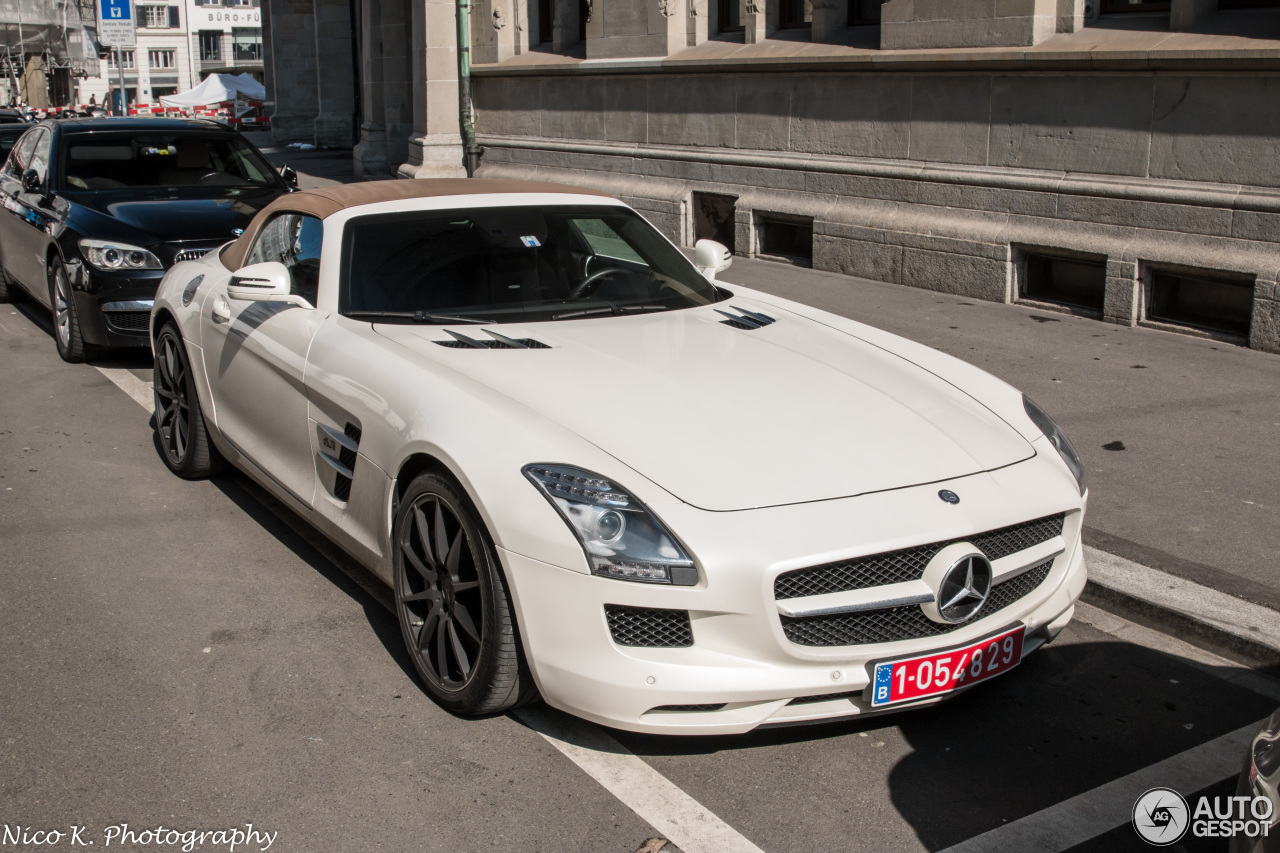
[[471, 68, 1280, 352]]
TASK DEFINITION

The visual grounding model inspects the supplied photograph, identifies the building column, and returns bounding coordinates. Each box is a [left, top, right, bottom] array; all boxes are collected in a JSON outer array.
[[553, 0, 581, 52], [353, 0, 390, 176], [398, 0, 466, 179], [741, 0, 768, 45], [260, 1, 277, 111], [266, 0, 319, 143], [473, 0, 518, 63], [881, 0, 1057, 48], [380, 0, 414, 169], [1171, 0, 1215, 30], [313, 0, 356, 147]]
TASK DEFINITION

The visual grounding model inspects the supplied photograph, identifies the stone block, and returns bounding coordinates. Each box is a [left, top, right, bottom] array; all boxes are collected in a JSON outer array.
[[908, 76, 991, 166], [899, 245, 1009, 301], [989, 75, 1153, 177], [803, 171, 918, 204], [882, 15, 1045, 49], [541, 77, 606, 139], [1103, 273, 1140, 326], [473, 78, 540, 137], [880, 0, 913, 22], [1249, 295, 1280, 354], [790, 75, 912, 159], [815, 235, 904, 285], [916, 0, 996, 20], [648, 75, 736, 147], [1150, 76, 1280, 189], [1055, 193, 1233, 237], [734, 77, 791, 151], [604, 77, 649, 142], [911, 181, 1058, 218]]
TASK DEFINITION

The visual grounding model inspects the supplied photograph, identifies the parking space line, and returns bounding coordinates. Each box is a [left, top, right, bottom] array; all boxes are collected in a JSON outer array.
[[95, 365, 154, 412], [938, 720, 1259, 853], [515, 705, 765, 853]]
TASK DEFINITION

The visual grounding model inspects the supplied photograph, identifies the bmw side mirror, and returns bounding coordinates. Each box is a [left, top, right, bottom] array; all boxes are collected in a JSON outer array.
[[21, 168, 40, 193], [694, 239, 732, 281], [228, 261, 294, 302], [279, 164, 297, 189]]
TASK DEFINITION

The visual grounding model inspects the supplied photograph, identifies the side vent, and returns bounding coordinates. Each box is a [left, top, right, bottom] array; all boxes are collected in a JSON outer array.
[[317, 421, 361, 502], [715, 306, 776, 330], [435, 329, 551, 349], [334, 422, 361, 501]]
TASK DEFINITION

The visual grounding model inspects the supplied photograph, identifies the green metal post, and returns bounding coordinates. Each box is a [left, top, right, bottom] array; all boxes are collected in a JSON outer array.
[[455, 0, 481, 176]]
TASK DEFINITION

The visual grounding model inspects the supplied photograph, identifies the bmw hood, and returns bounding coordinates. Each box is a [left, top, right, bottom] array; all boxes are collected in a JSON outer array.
[[65, 187, 282, 246], [377, 304, 1035, 511]]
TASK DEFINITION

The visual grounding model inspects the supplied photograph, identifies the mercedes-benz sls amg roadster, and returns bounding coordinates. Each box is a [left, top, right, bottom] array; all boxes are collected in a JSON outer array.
[[149, 179, 1088, 735]]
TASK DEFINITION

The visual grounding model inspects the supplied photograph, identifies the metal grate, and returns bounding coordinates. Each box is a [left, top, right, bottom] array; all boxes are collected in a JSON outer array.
[[103, 311, 150, 333], [788, 690, 861, 706], [780, 560, 1053, 647], [333, 422, 361, 503], [434, 338, 550, 349], [605, 605, 693, 648], [173, 249, 208, 263], [774, 514, 1064, 600], [648, 703, 727, 713]]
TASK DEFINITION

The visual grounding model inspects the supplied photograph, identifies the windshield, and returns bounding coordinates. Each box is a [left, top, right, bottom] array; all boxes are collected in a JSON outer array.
[[58, 132, 279, 191], [340, 205, 723, 323]]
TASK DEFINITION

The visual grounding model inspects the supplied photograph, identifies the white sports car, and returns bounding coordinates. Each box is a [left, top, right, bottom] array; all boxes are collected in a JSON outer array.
[[150, 179, 1088, 735]]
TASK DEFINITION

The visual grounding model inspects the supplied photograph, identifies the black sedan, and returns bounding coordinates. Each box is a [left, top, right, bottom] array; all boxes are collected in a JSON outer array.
[[0, 118, 292, 361]]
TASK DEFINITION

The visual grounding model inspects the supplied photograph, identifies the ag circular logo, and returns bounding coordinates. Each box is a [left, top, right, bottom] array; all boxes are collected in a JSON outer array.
[[938, 489, 960, 504], [1132, 787, 1189, 845]]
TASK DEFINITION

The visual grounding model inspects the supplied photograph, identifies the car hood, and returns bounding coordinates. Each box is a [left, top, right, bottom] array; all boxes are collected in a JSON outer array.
[[375, 303, 1035, 511], [65, 186, 282, 246]]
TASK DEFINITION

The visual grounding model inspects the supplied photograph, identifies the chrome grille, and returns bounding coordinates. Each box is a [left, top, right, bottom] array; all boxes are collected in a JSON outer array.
[[103, 311, 150, 333], [605, 605, 693, 648], [174, 249, 208, 263], [648, 703, 727, 713], [773, 514, 1064, 600], [779, 560, 1053, 647]]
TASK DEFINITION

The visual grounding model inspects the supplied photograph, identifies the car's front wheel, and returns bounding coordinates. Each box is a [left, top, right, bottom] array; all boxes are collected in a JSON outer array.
[[49, 257, 92, 363], [394, 472, 534, 715], [153, 323, 224, 478]]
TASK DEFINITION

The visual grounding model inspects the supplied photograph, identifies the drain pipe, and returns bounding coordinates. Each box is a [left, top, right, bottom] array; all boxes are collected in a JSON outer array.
[[455, 0, 481, 177]]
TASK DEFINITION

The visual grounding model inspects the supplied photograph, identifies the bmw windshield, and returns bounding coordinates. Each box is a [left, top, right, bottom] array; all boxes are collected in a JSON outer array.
[[340, 205, 725, 323], [58, 132, 281, 191]]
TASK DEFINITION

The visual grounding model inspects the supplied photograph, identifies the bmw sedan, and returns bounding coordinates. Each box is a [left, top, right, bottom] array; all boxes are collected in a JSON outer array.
[[0, 117, 290, 362], [149, 179, 1089, 735]]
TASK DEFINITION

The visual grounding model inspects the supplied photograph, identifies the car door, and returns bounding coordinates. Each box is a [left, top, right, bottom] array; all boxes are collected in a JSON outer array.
[[0, 128, 50, 299], [201, 211, 328, 507]]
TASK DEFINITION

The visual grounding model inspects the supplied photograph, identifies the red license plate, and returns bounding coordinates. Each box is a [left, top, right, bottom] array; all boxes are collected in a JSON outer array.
[[869, 626, 1025, 708]]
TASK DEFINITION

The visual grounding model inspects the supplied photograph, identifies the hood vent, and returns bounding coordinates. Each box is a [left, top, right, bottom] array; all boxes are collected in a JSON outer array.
[[716, 306, 776, 330], [435, 329, 550, 349]]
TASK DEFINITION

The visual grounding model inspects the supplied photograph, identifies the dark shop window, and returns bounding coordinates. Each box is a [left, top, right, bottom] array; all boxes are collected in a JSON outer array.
[[778, 0, 812, 28], [1147, 269, 1254, 337], [693, 192, 736, 254], [539, 0, 552, 43], [756, 214, 812, 266], [718, 0, 743, 31], [1021, 252, 1106, 313], [849, 0, 882, 25]]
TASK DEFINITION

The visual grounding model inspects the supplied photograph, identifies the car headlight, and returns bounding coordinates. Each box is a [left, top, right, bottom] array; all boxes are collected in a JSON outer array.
[[524, 464, 698, 585], [1023, 395, 1085, 495], [79, 239, 162, 271]]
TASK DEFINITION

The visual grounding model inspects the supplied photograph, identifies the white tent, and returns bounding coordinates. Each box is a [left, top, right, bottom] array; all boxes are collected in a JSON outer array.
[[159, 74, 265, 108]]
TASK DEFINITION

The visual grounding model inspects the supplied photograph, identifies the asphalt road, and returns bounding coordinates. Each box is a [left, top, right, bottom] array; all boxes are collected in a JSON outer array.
[[2, 254, 1279, 852]]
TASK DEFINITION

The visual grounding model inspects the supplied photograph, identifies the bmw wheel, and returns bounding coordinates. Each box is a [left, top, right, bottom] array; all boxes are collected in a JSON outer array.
[[48, 257, 91, 363], [153, 323, 224, 479], [394, 472, 534, 715]]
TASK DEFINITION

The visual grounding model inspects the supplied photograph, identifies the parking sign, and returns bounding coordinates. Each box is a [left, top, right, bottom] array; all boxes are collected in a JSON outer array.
[[98, 0, 137, 46]]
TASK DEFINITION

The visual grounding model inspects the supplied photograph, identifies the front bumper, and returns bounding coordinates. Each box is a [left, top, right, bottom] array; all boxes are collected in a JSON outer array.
[[70, 261, 165, 348], [499, 459, 1087, 735]]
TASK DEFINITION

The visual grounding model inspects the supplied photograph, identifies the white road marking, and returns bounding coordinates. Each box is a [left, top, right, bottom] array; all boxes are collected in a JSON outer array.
[[1085, 544, 1280, 655], [938, 720, 1259, 853], [515, 705, 766, 853], [94, 365, 154, 412]]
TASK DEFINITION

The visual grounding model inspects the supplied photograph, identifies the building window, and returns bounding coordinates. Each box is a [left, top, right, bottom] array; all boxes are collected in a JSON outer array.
[[537, 0, 552, 42], [199, 30, 221, 61], [848, 0, 882, 25], [149, 49, 177, 69], [1146, 267, 1254, 338], [107, 49, 136, 69], [778, 0, 811, 27], [755, 213, 813, 266], [717, 0, 742, 32], [232, 28, 262, 61], [232, 0, 252, 6], [142, 4, 180, 27], [1099, 0, 1170, 11], [1018, 250, 1106, 313]]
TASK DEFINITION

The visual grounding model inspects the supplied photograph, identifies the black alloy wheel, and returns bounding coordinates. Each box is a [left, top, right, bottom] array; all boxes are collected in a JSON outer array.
[[48, 257, 91, 363], [394, 472, 534, 715], [153, 323, 223, 478]]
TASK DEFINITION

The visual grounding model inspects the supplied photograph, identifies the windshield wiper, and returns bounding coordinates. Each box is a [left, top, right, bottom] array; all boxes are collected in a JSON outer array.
[[346, 310, 493, 325], [551, 304, 669, 321]]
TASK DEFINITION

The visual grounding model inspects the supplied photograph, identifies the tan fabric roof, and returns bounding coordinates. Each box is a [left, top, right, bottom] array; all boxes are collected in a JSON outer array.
[[220, 178, 615, 271]]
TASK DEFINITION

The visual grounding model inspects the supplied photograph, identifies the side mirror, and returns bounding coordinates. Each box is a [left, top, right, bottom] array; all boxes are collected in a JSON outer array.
[[279, 164, 297, 189], [228, 261, 293, 301], [694, 239, 732, 281], [21, 168, 40, 193]]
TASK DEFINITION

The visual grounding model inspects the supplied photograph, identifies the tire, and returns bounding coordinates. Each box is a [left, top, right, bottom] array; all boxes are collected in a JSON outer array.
[[153, 323, 225, 479], [394, 471, 535, 715], [48, 256, 92, 363]]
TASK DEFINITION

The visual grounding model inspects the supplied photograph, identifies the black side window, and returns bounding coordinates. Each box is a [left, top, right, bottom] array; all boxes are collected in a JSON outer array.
[[244, 212, 323, 305], [6, 130, 37, 179], [29, 130, 52, 187]]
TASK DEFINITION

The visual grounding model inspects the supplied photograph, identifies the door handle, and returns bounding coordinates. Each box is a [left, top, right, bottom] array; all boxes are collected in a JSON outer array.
[[212, 296, 230, 324]]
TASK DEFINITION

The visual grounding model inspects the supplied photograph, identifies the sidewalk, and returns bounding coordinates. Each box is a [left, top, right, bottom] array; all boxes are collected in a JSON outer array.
[[250, 140, 1280, 669]]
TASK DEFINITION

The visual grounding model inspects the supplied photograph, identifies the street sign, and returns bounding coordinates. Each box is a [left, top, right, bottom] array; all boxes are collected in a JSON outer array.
[[97, 0, 137, 46]]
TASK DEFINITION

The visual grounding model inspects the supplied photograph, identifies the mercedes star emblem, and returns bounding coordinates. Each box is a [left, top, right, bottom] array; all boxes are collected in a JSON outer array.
[[937, 554, 993, 623]]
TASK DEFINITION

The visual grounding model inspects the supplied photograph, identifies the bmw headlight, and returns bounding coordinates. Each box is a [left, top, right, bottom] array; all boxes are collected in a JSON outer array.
[[524, 464, 698, 585], [1023, 396, 1085, 495], [79, 239, 162, 272]]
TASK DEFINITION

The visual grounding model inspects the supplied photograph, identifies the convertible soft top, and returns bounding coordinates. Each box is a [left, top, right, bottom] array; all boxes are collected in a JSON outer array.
[[221, 178, 614, 270]]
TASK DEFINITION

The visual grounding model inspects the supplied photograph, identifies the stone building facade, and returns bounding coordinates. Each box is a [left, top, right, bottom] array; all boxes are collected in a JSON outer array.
[[264, 0, 1280, 352]]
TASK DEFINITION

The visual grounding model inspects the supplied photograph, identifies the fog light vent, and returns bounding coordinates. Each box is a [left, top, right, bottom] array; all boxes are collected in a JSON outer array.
[[605, 605, 692, 647]]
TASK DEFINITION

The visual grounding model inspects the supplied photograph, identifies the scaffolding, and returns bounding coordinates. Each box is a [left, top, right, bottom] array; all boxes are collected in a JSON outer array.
[[1, 0, 98, 105]]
